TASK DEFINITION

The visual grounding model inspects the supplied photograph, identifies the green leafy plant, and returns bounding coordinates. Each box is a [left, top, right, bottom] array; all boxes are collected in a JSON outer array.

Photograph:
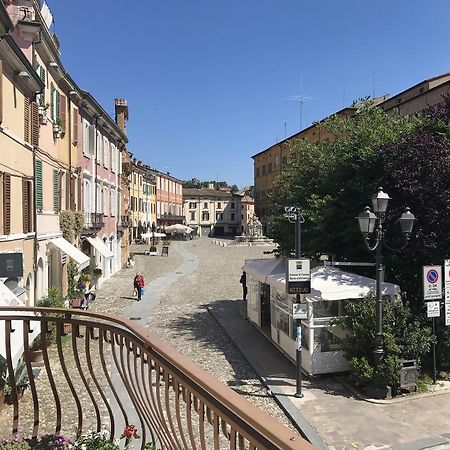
[[72, 430, 119, 450], [73, 211, 85, 238], [59, 210, 75, 243], [93, 267, 102, 277], [3, 359, 30, 404], [335, 296, 432, 389]]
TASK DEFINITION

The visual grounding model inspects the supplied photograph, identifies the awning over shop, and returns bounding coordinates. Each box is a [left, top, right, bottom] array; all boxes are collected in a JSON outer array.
[[86, 237, 113, 259], [243, 258, 400, 301], [0, 282, 39, 367], [50, 237, 90, 271]]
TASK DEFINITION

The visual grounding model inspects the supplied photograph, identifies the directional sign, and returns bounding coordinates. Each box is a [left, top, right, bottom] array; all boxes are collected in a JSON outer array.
[[445, 260, 450, 326], [427, 301, 441, 318], [423, 266, 442, 301]]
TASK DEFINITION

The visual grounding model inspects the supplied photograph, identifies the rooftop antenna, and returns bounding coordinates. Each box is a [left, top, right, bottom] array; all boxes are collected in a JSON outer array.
[[286, 94, 311, 131], [284, 120, 287, 139], [372, 70, 379, 99]]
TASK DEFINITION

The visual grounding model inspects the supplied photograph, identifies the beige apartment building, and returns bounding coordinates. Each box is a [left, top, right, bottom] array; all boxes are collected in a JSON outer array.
[[253, 73, 450, 234], [184, 186, 241, 237], [0, 11, 43, 305], [252, 107, 355, 234]]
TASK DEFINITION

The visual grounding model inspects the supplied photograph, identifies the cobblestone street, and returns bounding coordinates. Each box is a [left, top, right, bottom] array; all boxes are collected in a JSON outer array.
[[89, 238, 294, 429]]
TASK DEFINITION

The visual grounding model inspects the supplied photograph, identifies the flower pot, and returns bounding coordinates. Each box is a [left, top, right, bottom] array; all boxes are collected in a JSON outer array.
[[29, 349, 44, 366]]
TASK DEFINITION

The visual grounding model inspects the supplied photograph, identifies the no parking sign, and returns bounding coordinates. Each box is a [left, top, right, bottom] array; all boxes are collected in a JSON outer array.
[[423, 265, 442, 301]]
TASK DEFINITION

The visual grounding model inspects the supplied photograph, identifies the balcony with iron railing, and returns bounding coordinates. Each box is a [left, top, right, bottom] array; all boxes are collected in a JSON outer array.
[[0, 307, 314, 450], [118, 215, 131, 229], [83, 212, 105, 230]]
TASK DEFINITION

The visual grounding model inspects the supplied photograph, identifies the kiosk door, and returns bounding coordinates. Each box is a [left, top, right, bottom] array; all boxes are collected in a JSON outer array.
[[260, 283, 271, 327]]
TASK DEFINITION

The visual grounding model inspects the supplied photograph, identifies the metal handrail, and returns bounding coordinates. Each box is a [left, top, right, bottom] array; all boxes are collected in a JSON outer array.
[[0, 307, 314, 450]]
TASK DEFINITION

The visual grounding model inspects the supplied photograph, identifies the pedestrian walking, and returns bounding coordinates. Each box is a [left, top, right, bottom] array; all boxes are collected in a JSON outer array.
[[240, 271, 247, 301], [133, 273, 140, 299], [136, 273, 145, 301]]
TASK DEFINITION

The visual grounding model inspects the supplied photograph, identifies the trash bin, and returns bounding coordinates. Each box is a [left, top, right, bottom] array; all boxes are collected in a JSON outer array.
[[399, 359, 417, 390]]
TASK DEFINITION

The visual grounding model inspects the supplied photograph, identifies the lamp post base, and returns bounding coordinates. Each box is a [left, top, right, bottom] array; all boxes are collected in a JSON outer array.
[[294, 392, 304, 399], [373, 348, 384, 366]]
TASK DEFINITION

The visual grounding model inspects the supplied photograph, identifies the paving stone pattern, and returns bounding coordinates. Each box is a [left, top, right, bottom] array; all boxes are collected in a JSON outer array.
[[0, 239, 295, 442]]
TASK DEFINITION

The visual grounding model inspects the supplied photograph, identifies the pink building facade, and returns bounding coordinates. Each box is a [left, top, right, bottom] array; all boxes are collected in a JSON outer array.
[[75, 92, 125, 286]]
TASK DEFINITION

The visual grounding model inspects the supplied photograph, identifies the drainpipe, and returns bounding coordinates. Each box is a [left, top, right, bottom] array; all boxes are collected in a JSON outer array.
[[67, 95, 72, 209], [32, 146, 38, 305]]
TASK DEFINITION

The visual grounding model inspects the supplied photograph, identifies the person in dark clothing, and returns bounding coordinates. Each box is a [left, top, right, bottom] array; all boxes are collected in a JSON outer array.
[[240, 271, 247, 301]]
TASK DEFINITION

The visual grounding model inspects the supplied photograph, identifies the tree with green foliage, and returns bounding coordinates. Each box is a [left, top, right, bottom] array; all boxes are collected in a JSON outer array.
[[270, 104, 416, 260], [335, 296, 432, 387]]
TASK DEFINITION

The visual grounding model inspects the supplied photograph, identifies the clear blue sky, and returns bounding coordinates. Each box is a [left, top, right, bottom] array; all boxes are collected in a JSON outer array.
[[50, 0, 450, 187]]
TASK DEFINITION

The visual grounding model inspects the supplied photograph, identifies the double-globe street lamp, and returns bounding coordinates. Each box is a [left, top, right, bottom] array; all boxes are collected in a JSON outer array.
[[356, 187, 415, 365]]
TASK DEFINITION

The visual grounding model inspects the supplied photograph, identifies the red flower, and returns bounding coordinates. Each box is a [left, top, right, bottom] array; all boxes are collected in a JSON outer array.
[[121, 425, 138, 439]]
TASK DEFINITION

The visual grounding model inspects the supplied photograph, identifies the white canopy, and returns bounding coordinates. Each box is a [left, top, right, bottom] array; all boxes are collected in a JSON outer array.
[[0, 283, 40, 367], [164, 224, 193, 234], [243, 258, 400, 301], [141, 232, 167, 239], [50, 237, 90, 271], [86, 237, 113, 259]]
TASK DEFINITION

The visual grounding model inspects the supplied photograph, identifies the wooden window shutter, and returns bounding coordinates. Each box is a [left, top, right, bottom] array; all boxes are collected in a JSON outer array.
[[73, 108, 78, 144], [77, 176, 82, 211], [31, 101, 39, 147], [70, 175, 76, 210], [3, 173, 11, 235], [56, 90, 60, 122], [22, 179, 31, 233], [24, 97, 30, 142], [53, 170, 59, 212], [59, 94, 66, 132], [65, 171, 70, 209], [35, 159, 43, 212], [39, 67, 45, 107], [0, 60, 3, 125], [50, 84, 55, 120]]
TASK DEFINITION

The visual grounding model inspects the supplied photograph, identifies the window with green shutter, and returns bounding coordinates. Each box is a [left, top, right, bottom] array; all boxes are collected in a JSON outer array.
[[53, 169, 59, 212], [50, 83, 55, 120], [39, 66, 45, 107], [35, 159, 43, 212]]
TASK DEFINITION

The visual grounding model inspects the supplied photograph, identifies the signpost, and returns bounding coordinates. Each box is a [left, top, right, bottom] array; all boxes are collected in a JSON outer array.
[[427, 301, 440, 318], [445, 260, 450, 326], [292, 303, 307, 320], [286, 258, 311, 294], [423, 265, 442, 300], [423, 265, 442, 384]]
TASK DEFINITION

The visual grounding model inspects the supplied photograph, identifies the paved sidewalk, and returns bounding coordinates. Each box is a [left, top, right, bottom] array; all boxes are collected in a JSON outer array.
[[208, 300, 450, 450], [92, 239, 450, 450]]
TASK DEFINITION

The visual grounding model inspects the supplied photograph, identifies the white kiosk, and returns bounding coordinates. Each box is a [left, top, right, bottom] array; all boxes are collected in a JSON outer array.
[[243, 258, 400, 375]]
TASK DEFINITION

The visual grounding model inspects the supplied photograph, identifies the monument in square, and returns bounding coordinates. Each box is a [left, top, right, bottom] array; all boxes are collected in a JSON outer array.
[[234, 214, 274, 246]]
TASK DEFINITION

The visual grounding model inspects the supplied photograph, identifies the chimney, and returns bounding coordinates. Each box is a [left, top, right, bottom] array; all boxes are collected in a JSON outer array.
[[207, 182, 214, 190], [115, 98, 128, 135]]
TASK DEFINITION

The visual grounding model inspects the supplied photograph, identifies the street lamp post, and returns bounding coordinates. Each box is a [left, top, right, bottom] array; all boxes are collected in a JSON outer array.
[[285, 206, 304, 398], [356, 187, 415, 365], [151, 222, 156, 250]]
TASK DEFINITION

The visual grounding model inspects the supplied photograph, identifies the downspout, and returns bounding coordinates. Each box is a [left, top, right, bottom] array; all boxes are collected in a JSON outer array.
[[32, 43, 38, 305], [94, 115, 98, 219], [32, 144, 38, 304], [67, 94, 72, 209]]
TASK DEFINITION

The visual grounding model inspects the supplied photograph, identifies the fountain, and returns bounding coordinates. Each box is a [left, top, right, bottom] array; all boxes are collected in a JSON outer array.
[[234, 214, 274, 246]]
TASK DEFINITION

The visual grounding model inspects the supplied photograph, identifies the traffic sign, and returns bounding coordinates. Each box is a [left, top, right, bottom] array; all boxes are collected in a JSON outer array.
[[423, 265, 442, 300], [445, 260, 450, 326], [292, 303, 307, 319], [427, 301, 441, 318]]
